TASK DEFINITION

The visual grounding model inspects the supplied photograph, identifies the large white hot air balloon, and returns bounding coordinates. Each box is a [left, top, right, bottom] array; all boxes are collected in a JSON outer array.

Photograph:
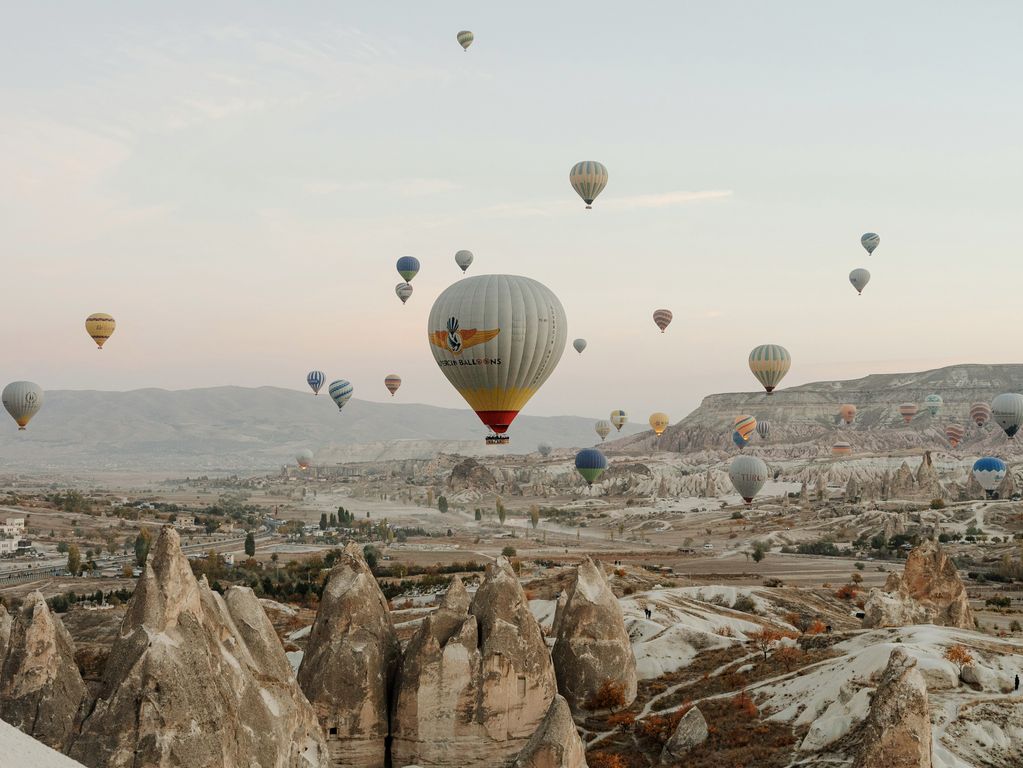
[[427, 274, 567, 437], [2, 381, 43, 430], [991, 393, 1023, 439], [849, 268, 870, 295], [595, 420, 611, 441], [728, 455, 768, 505]]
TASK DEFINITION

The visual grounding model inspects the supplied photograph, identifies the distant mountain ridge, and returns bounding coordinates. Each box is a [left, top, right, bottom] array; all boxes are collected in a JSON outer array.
[[0, 386, 641, 472]]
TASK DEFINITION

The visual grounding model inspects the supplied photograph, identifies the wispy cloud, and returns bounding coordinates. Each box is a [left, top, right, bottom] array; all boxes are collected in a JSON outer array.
[[479, 189, 733, 219], [304, 177, 460, 198]]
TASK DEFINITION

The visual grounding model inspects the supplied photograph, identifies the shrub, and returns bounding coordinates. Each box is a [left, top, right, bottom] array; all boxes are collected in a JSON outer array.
[[763, 577, 784, 587], [854, 561, 865, 571], [606, 712, 635, 730], [806, 620, 827, 635], [835, 584, 859, 600], [774, 646, 804, 671], [732, 595, 758, 614], [930, 498, 946, 510], [944, 644, 973, 679], [613, 567, 626, 577], [588, 753, 627, 768], [732, 691, 759, 718], [501, 546, 517, 557], [587, 679, 626, 711], [1010, 620, 1021, 632], [622, 585, 635, 595], [638, 705, 690, 744], [985, 596, 1011, 609], [715, 625, 735, 638]]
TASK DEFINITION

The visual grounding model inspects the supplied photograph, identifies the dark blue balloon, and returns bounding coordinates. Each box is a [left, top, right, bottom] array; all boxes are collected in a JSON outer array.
[[732, 430, 748, 449], [575, 448, 608, 471]]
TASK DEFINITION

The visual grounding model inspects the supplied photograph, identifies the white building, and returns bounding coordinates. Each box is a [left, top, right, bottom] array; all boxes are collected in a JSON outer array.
[[0, 517, 25, 537], [0, 539, 17, 555]]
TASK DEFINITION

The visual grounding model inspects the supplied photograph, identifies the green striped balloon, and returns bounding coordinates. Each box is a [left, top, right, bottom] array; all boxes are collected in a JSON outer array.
[[748, 344, 791, 395], [457, 30, 474, 50], [569, 161, 608, 209]]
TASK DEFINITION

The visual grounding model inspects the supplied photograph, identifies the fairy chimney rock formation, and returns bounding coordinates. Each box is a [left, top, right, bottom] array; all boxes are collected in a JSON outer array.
[[0, 591, 87, 751], [391, 559, 557, 768], [70, 526, 328, 768], [852, 647, 931, 768], [863, 540, 973, 629], [297, 542, 399, 768], [512, 695, 588, 768], [551, 558, 637, 717]]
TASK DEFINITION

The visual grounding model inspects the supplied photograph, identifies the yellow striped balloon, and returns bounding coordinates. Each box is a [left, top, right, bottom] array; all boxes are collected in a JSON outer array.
[[569, 161, 608, 209], [748, 344, 790, 394], [384, 374, 402, 396], [649, 412, 670, 436], [85, 313, 116, 349], [734, 414, 757, 442], [456, 30, 474, 50]]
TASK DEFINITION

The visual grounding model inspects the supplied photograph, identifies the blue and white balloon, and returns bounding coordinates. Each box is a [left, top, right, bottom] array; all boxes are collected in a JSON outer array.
[[328, 380, 354, 413], [306, 371, 325, 395]]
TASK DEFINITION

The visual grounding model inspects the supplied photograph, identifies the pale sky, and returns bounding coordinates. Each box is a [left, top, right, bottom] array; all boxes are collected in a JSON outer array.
[[3, 1, 1023, 422]]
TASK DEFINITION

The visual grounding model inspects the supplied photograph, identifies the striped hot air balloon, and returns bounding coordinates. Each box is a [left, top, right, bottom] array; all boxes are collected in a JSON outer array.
[[328, 380, 354, 413], [970, 402, 992, 428], [384, 374, 402, 396], [839, 404, 857, 425], [595, 420, 611, 441], [456, 30, 474, 50], [649, 412, 670, 436], [306, 370, 325, 395], [756, 420, 770, 440], [396, 282, 413, 305], [2, 381, 43, 431], [898, 403, 918, 424], [728, 455, 768, 504], [734, 414, 757, 442], [85, 313, 116, 349], [575, 448, 608, 486], [652, 309, 673, 333], [945, 424, 966, 449], [569, 161, 608, 209], [861, 232, 880, 255], [831, 442, 852, 457], [849, 268, 870, 295], [396, 256, 420, 282], [973, 456, 1006, 498], [924, 394, 943, 417], [610, 410, 628, 431], [991, 393, 1023, 439], [748, 344, 791, 394]]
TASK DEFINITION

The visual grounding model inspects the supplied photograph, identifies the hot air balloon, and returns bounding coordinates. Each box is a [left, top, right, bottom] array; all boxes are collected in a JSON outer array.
[[732, 430, 748, 450], [973, 456, 1007, 498], [328, 380, 353, 413], [734, 415, 757, 442], [970, 402, 992, 428], [849, 269, 870, 295], [573, 338, 587, 354], [396, 282, 413, 305], [455, 250, 473, 273], [569, 161, 608, 209], [748, 344, 791, 395], [306, 371, 325, 395], [296, 449, 313, 470], [729, 455, 768, 505], [898, 403, 918, 424], [575, 448, 608, 486], [427, 274, 567, 437], [610, 410, 628, 431], [457, 30, 474, 50], [649, 412, 670, 436], [595, 420, 611, 441], [924, 394, 943, 417], [840, 404, 857, 424], [2, 381, 43, 431], [991, 393, 1023, 439], [384, 374, 402, 396], [756, 420, 770, 440], [861, 232, 880, 255], [538, 443, 553, 457], [85, 313, 116, 349], [652, 309, 673, 333], [396, 256, 420, 282], [945, 424, 966, 449], [832, 442, 852, 457]]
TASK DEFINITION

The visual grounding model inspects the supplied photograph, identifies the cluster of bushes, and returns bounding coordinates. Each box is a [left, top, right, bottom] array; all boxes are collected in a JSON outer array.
[[46, 588, 134, 613]]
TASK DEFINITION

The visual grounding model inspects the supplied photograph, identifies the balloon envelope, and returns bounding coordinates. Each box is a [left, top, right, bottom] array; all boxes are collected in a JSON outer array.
[[396, 256, 420, 282], [575, 448, 608, 485], [85, 313, 116, 349], [457, 30, 474, 50], [573, 338, 587, 354], [832, 442, 852, 456], [898, 403, 918, 424], [840, 404, 857, 424], [328, 380, 354, 412], [945, 424, 965, 448], [729, 455, 768, 504], [538, 443, 553, 457], [991, 393, 1023, 438], [973, 457, 1007, 494], [610, 410, 628, 431], [652, 309, 673, 333], [734, 415, 757, 441], [732, 430, 748, 450], [427, 274, 567, 435], [861, 232, 880, 254], [384, 374, 402, 396], [649, 412, 670, 436], [595, 420, 611, 441], [756, 420, 770, 440], [396, 282, 413, 304], [748, 344, 791, 394], [924, 394, 943, 417], [569, 161, 608, 208], [306, 370, 325, 395], [849, 268, 870, 295], [969, 402, 992, 428], [455, 250, 474, 273], [2, 381, 43, 430], [296, 449, 313, 470]]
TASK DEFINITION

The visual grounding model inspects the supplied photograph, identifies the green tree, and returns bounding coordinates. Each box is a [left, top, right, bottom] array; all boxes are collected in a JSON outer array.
[[329, 512, 337, 527], [134, 528, 153, 567], [497, 498, 506, 527], [529, 505, 540, 530], [363, 545, 379, 569], [244, 532, 256, 558], [56, 541, 69, 554], [66, 543, 81, 577], [751, 541, 768, 563], [319, 513, 328, 531], [438, 496, 449, 514]]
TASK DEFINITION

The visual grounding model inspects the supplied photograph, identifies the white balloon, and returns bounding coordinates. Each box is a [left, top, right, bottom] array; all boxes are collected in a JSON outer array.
[[2, 381, 43, 430], [849, 268, 870, 294], [728, 455, 768, 503]]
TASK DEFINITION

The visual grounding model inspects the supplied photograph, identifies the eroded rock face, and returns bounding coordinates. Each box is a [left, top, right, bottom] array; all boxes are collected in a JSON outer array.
[[551, 558, 637, 717], [852, 647, 931, 768], [863, 540, 973, 629], [298, 542, 399, 768], [70, 527, 328, 768], [391, 559, 557, 768], [0, 603, 11, 660], [0, 591, 87, 751], [661, 706, 708, 762], [448, 458, 498, 493], [512, 695, 587, 768]]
